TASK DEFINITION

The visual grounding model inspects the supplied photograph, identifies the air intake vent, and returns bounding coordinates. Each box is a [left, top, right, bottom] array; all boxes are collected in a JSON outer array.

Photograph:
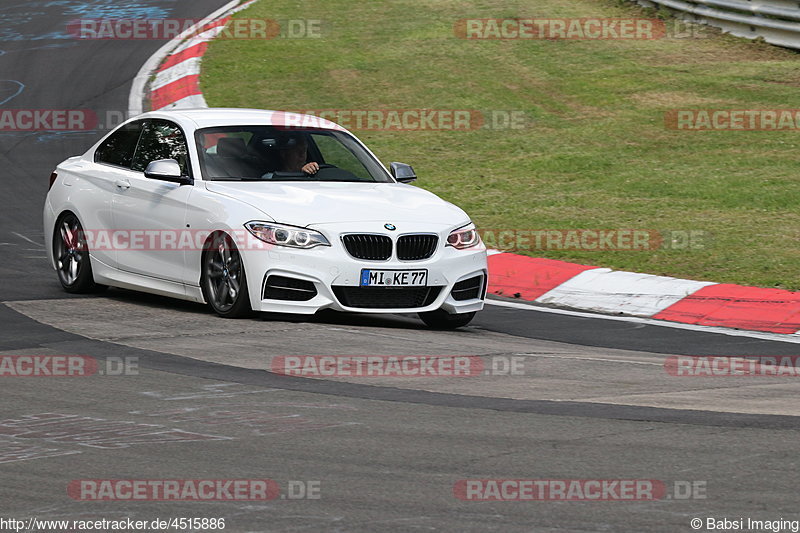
[[451, 275, 483, 301], [332, 286, 442, 309], [342, 234, 392, 261], [397, 234, 438, 261], [263, 275, 317, 301]]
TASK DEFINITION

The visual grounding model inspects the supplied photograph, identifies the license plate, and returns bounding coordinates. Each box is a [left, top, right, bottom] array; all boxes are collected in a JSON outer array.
[[360, 269, 428, 287]]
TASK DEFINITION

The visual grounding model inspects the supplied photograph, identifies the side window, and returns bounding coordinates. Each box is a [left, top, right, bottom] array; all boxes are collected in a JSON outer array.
[[94, 121, 145, 168], [131, 119, 190, 175]]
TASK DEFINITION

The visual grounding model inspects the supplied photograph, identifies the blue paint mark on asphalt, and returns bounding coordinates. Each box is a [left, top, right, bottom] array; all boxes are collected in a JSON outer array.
[[63, 0, 174, 19], [0, 1, 176, 41], [0, 80, 25, 107]]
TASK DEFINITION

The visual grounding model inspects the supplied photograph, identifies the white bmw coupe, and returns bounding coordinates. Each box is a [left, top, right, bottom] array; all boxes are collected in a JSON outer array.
[[44, 109, 487, 328]]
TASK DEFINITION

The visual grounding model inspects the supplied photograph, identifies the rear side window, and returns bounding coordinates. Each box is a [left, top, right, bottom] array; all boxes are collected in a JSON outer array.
[[131, 119, 190, 175], [94, 121, 145, 168]]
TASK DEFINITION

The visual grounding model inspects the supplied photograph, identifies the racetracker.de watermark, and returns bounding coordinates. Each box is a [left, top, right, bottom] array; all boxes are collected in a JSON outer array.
[[280, 109, 529, 131], [666, 109, 800, 131], [67, 479, 320, 501], [0, 356, 138, 377], [76, 229, 270, 252], [480, 229, 710, 252], [453, 479, 706, 501], [0, 110, 97, 131], [67, 18, 323, 40], [665, 356, 800, 377], [454, 18, 707, 40], [271, 355, 525, 378]]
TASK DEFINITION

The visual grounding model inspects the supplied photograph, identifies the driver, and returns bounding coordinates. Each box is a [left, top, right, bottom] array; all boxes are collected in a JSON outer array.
[[279, 135, 319, 175]]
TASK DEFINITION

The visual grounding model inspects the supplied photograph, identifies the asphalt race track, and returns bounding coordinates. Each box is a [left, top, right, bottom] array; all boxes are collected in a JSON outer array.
[[1, 3, 799, 532]]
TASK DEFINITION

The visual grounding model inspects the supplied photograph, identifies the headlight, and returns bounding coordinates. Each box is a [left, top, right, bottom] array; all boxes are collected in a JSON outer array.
[[245, 221, 330, 249], [446, 223, 481, 250]]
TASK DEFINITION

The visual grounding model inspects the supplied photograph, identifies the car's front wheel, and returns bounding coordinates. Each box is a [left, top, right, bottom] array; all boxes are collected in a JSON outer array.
[[201, 232, 254, 318], [53, 213, 106, 293], [418, 309, 476, 330]]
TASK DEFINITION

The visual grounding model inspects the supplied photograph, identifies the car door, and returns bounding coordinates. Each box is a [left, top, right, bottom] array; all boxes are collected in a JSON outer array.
[[77, 119, 146, 269], [112, 118, 193, 284]]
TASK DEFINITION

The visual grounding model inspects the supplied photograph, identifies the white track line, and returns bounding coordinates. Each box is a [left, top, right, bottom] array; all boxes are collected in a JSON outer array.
[[12, 232, 43, 247], [514, 353, 663, 366], [485, 298, 800, 345]]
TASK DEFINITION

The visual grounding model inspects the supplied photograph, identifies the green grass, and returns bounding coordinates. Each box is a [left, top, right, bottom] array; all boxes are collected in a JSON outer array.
[[201, 0, 800, 290]]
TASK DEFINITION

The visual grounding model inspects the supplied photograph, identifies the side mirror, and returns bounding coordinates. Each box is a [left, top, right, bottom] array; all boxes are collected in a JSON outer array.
[[390, 162, 417, 183], [144, 159, 193, 185]]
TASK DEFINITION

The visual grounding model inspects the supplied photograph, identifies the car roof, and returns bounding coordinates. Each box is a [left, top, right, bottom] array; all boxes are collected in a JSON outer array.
[[137, 108, 348, 132]]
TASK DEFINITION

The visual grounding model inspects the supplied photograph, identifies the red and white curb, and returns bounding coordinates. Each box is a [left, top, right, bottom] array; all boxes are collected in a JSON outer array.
[[488, 251, 800, 335], [127, 5, 800, 338], [128, 0, 256, 116]]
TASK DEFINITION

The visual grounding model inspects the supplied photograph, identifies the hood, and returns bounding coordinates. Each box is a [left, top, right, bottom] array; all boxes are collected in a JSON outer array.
[[204, 181, 469, 226]]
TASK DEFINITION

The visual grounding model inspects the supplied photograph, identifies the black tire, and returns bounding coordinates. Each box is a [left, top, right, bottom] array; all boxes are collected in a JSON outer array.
[[53, 213, 106, 294], [418, 309, 476, 330], [201, 232, 254, 318]]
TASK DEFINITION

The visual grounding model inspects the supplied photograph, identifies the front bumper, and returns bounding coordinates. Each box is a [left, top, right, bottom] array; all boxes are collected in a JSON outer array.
[[240, 222, 488, 315]]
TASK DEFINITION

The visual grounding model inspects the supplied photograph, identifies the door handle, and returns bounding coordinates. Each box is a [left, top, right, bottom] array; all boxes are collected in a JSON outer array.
[[115, 179, 131, 190]]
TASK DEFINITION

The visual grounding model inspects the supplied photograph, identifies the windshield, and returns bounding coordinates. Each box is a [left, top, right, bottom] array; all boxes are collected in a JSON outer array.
[[194, 126, 392, 182]]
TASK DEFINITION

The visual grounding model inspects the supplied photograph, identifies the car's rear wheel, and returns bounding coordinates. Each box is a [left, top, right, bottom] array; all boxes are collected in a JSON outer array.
[[201, 232, 253, 318], [418, 309, 476, 329], [53, 213, 106, 293]]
